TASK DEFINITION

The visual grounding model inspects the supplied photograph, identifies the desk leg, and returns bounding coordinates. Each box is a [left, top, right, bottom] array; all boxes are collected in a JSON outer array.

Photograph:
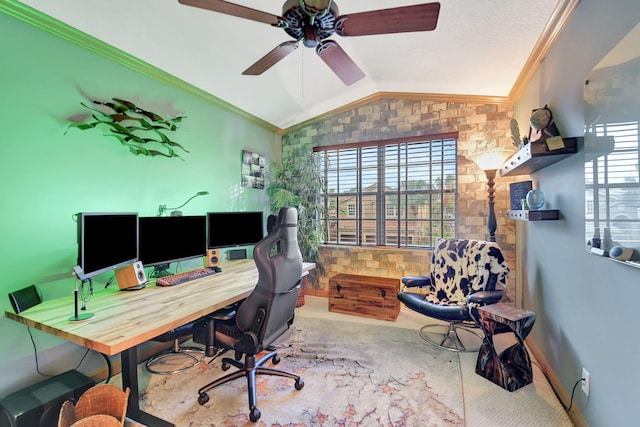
[[121, 347, 175, 427]]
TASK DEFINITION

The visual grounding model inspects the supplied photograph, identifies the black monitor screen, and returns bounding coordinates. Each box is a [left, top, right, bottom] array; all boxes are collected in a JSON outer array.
[[207, 211, 264, 248], [138, 216, 206, 267], [77, 212, 138, 279]]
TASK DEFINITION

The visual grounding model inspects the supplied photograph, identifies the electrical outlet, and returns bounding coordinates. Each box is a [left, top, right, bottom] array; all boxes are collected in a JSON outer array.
[[582, 368, 590, 396]]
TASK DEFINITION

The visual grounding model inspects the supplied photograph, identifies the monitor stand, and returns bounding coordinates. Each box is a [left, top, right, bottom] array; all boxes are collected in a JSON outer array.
[[151, 264, 172, 277], [69, 286, 95, 322]]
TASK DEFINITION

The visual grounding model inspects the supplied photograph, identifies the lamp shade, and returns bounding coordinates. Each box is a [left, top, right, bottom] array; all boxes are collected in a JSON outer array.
[[466, 148, 512, 171]]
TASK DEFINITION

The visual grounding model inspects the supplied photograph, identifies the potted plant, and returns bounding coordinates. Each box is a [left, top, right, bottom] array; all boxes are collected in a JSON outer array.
[[267, 145, 325, 303]]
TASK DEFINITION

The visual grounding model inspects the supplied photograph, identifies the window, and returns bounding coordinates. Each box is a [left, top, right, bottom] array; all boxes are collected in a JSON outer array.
[[585, 121, 640, 248], [316, 134, 458, 248]]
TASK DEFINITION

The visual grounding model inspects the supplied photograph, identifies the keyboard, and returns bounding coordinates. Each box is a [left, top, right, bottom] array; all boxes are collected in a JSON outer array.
[[156, 267, 220, 286]]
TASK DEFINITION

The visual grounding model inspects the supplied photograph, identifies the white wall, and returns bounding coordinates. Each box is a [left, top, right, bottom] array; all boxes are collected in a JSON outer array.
[[515, 1, 640, 425]]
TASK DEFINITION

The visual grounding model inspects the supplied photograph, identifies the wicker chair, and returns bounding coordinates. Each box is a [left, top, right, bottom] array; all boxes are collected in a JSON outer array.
[[58, 384, 130, 427]]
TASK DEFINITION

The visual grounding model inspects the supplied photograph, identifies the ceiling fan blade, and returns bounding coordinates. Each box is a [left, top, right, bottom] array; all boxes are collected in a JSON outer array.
[[316, 40, 365, 86], [336, 2, 441, 37], [242, 41, 299, 76], [178, 0, 285, 26]]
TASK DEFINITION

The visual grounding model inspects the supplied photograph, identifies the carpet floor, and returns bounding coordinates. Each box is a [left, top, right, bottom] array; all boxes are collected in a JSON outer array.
[[121, 296, 573, 426]]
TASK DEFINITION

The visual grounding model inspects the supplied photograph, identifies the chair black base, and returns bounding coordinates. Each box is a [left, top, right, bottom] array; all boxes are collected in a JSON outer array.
[[419, 322, 484, 352], [146, 340, 204, 374], [197, 349, 304, 422]]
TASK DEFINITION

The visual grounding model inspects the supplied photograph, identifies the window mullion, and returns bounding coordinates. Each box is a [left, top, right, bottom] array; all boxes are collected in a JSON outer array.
[[377, 145, 385, 246]]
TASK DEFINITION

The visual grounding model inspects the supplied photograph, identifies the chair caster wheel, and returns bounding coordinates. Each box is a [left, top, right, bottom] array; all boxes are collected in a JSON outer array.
[[198, 393, 209, 405], [271, 354, 280, 364], [295, 378, 304, 390], [222, 362, 230, 371], [249, 407, 261, 422]]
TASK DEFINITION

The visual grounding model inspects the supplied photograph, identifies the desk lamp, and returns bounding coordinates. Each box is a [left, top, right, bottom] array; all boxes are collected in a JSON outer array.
[[158, 191, 209, 217], [466, 148, 512, 242]]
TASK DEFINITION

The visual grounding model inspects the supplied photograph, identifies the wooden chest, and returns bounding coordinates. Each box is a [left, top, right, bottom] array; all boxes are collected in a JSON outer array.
[[328, 274, 401, 321]]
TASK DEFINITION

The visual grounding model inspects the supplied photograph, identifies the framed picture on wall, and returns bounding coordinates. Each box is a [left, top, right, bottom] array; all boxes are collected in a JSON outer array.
[[242, 149, 265, 189]]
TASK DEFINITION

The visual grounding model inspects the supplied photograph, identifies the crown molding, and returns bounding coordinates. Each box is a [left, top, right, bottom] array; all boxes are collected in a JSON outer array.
[[0, 0, 278, 133], [508, 0, 582, 102], [2, 0, 581, 137]]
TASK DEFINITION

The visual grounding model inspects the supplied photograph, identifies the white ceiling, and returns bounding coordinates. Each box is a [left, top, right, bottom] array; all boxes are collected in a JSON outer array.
[[19, 0, 560, 129]]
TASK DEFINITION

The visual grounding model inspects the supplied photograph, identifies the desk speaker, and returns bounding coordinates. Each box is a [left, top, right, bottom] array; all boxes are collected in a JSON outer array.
[[115, 261, 147, 290], [204, 249, 220, 268], [0, 370, 94, 427]]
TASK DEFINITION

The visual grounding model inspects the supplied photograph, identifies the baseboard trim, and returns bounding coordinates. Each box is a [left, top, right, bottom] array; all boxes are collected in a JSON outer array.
[[526, 337, 588, 427]]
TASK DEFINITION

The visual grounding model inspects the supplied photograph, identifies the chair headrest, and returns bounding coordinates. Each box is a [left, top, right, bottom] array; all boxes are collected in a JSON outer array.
[[276, 206, 297, 227]]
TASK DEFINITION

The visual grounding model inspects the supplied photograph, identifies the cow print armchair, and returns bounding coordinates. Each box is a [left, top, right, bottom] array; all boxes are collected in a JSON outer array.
[[398, 238, 509, 352]]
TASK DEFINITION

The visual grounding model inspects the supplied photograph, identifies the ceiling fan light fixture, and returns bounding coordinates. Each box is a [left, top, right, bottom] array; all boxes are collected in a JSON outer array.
[[303, 39, 318, 48]]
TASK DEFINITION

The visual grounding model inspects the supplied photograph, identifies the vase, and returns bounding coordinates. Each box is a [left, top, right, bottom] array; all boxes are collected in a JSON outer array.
[[526, 190, 545, 210]]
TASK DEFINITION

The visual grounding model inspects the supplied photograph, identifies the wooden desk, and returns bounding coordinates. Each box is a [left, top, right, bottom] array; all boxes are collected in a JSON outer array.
[[5, 260, 314, 426]]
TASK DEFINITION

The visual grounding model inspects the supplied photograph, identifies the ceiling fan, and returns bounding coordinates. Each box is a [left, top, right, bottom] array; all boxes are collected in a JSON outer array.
[[178, 0, 441, 85]]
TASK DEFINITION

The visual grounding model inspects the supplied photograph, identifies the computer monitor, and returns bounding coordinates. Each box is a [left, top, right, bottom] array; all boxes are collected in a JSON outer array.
[[207, 211, 264, 248], [138, 215, 207, 274], [76, 212, 139, 280]]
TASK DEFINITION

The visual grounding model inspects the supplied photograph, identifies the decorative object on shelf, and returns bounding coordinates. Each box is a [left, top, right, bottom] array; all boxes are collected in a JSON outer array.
[[528, 105, 565, 152], [509, 119, 528, 150], [610, 245, 634, 261], [591, 227, 601, 249], [602, 227, 613, 252], [66, 98, 187, 159], [158, 191, 209, 217], [525, 189, 545, 210], [466, 148, 513, 242], [241, 149, 266, 189], [509, 181, 533, 210]]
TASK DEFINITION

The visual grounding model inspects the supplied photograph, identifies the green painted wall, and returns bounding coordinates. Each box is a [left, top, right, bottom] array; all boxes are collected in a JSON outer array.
[[0, 11, 279, 395]]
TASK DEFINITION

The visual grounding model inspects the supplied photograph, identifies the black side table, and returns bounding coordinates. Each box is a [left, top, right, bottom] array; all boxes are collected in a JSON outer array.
[[475, 303, 536, 391]]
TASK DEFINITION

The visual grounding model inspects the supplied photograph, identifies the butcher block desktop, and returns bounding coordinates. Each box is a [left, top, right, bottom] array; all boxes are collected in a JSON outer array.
[[328, 273, 400, 321]]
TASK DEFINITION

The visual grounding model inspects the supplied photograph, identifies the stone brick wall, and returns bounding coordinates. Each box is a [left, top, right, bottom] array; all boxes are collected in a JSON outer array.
[[283, 97, 518, 302]]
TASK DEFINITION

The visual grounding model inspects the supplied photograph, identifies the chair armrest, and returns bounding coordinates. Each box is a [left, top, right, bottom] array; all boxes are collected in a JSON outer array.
[[401, 276, 431, 288], [468, 290, 503, 305], [236, 331, 260, 354]]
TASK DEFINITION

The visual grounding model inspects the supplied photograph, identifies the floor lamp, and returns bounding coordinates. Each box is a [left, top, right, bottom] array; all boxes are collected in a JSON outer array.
[[466, 149, 512, 242]]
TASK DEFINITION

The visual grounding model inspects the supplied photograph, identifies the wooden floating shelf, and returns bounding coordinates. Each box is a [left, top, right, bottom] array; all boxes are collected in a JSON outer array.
[[507, 210, 560, 221], [499, 137, 580, 177]]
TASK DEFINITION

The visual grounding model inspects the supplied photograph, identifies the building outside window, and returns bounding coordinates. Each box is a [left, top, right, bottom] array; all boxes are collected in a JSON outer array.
[[316, 133, 458, 248]]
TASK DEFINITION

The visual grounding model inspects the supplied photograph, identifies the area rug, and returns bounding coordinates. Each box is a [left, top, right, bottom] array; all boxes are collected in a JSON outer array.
[[130, 316, 464, 426]]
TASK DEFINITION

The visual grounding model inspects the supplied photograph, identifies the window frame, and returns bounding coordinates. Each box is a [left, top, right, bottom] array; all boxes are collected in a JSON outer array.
[[314, 133, 458, 249]]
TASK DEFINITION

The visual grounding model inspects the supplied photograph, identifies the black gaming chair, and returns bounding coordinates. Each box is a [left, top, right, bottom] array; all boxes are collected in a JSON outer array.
[[194, 206, 304, 422]]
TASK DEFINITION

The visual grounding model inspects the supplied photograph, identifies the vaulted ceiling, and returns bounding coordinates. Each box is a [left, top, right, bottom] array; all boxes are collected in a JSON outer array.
[[15, 0, 577, 131]]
